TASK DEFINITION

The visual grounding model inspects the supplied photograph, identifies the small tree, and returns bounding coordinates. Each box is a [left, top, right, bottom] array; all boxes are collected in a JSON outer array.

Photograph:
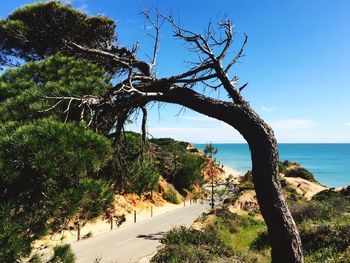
[[204, 143, 219, 208]]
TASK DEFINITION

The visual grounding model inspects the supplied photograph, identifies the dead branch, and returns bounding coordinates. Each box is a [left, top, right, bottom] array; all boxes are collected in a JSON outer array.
[[225, 33, 248, 73], [142, 9, 164, 67]]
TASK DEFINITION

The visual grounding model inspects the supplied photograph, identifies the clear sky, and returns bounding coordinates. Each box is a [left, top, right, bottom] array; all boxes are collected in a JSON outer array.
[[1, 1, 350, 143]]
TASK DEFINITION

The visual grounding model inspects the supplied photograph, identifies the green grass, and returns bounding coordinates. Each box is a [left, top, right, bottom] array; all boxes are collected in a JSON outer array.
[[231, 218, 270, 262]]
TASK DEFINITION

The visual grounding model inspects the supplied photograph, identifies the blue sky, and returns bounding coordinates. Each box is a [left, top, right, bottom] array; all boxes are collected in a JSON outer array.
[[1, 1, 350, 143]]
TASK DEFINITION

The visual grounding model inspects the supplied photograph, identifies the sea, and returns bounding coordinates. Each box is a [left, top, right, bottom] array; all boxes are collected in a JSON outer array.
[[195, 143, 350, 188]]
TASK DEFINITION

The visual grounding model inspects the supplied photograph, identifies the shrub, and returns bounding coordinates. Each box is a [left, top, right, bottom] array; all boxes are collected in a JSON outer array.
[[312, 190, 350, 220], [289, 201, 320, 223], [284, 166, 316, 182], [214, 207, 260, 234], [251, 231, 270, 251], [151, 244, 210, 263], [279, 160, 316, 182], [162, 185, 181, 204], [50, 244, 75, 263], [301, 224, 350, 253], [151, 226, 233, 262]]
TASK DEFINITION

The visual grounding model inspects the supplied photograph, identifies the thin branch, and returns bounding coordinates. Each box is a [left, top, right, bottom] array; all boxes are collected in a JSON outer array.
[[225, 33, 248, 73], [238, 82, 249, 93], [68, 42, 131, 69], [39, 99, 63, 113], [217, 20, 233, 61], [142, 9, 163, 67], [63, 98, 74, 123], [160, 14, 216, 60]]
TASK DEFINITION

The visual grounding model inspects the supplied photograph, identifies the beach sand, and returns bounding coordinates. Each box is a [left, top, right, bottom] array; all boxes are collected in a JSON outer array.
[[221, 165, 242, 182]]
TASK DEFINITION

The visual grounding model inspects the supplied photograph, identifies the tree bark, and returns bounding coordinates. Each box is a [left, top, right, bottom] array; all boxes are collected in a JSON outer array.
[[151, 86, 304, 262]]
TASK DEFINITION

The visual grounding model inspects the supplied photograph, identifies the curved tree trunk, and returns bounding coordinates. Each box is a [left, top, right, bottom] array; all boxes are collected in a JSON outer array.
[[154, 86, 304, 262], [238, 105, 304, 263]]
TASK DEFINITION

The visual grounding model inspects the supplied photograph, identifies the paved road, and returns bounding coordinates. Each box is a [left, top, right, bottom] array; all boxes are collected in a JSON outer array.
[[72, 202, 210, 263]]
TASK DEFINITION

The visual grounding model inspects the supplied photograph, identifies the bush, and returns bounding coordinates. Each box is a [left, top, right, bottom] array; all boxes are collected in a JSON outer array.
[[50, 244, 75, 263], [151, 226, 233, 262], [162, 185, 181, 204], [301, 224, 350, 253], [312, 189, 350, 221], [251, 231, 270, 251], [289, 202, 320, 223], [279, 160, 316, 182], [214, 207, 260, 234], [285, 167, 316, 182], [151, 244, 211, 263]]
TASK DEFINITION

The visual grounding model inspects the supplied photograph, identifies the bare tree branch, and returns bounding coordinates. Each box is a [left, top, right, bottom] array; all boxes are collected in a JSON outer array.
[[225, 33, 248, 73]]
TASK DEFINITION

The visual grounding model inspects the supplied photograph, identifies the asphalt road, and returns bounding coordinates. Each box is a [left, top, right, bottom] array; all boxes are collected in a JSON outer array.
[[72, 202, 210, 263]]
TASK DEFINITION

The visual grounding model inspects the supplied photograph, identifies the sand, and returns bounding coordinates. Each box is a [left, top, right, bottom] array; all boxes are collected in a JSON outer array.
[[283, 177, 327, 200], [32, 200, 184, 258]]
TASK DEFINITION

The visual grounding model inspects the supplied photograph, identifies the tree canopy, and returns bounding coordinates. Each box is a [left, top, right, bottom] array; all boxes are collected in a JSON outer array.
[[0, 1, 115, 66]]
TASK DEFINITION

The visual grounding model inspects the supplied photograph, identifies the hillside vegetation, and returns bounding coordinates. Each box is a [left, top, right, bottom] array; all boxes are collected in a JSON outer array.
[[152, 162, 350, 263]]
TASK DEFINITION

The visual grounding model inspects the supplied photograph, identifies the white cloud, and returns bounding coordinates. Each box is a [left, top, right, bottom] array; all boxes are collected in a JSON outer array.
[[268, 119, 313, 130], [261, 106, 276, 112], [148, 124, 245, 143], [345, 122, 350, 127]]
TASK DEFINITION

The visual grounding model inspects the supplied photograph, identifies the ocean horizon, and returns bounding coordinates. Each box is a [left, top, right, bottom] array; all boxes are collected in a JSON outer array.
[[195, 143, 350, 188]]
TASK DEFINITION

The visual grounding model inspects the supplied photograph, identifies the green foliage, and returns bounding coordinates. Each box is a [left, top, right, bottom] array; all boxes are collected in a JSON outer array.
[[149, 137, 206, 194], [214, 207, 261, 234], [172, 153, 205, 193], [152, 207, 265, 263], [149, 137, 188, 152], [99, 132, 160, 195], [152, 226, 233, 263], [0, 118, 112, 261], [253, 187, 350, 262], [79, 179, 114, 220], [279, 160, 317, 182], [0, 1, 115, 65], [0, 205, 31, 263], [0, 118, 111, 185], [101, 132, 204, 196], [288, 201, 320, 223], [301, 224, 350, 253], [162, 185, 181, 204], [312, 188, 350, 221], [50, 244, 75, 263], [0, 54, 110, 123], [151, 244, 212, 263], [204, 142, 218, 158], [127, 159, 160, 195], [98, 132, 141, 189]]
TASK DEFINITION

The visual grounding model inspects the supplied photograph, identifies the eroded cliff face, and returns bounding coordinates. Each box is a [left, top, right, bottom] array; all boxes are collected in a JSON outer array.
[[202, 157, 223, 181]]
